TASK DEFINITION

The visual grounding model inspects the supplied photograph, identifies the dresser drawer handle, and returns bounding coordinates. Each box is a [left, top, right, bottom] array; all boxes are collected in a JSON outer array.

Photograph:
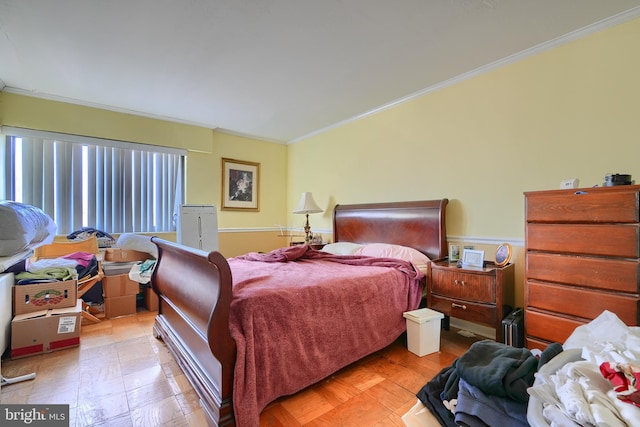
[[452, 303, 467, 310], [454, 280, 466, 285]]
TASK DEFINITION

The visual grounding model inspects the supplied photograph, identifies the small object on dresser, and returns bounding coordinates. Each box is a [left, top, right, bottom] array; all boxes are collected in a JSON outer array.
[[560, 178, 580, 189], [603, 173, 634, 186]]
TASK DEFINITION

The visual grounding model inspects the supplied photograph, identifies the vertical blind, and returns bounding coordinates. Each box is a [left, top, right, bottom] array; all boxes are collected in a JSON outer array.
[[1, 127, 186, 235]]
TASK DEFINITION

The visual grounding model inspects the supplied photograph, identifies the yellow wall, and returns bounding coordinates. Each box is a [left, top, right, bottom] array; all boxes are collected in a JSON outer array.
[[288, 17, 640, 307], [0, 92, 288, 257], [0, 92, 212, 152]]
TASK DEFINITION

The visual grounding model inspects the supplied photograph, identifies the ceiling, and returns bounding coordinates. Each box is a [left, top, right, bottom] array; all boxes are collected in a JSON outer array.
[[1, 1, 640, 143]]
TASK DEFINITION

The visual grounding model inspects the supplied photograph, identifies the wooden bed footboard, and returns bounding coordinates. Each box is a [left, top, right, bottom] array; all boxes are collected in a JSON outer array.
[[150, 237, 236, 427]]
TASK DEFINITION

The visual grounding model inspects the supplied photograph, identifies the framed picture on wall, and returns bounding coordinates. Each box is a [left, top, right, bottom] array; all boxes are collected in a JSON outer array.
[[221, 158, 260, 211]]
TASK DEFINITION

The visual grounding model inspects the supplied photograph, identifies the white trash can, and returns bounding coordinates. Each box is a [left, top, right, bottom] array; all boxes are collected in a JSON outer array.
[[403, 308, 444, 356]]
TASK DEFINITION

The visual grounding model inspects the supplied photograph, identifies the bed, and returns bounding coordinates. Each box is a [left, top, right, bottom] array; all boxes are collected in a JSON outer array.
[[150, 199, 448, 426]]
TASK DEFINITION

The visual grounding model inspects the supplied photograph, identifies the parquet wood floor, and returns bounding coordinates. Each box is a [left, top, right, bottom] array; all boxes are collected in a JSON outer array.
[[1, 309, 481, 426]]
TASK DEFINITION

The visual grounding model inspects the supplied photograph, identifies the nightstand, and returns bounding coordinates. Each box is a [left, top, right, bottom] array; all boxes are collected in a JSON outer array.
[[426, 260, 514, 342]]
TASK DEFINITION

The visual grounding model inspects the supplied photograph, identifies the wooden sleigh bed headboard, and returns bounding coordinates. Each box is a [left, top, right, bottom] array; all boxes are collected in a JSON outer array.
[[334, 199, 449, 260], [151, 198, 448, 426]]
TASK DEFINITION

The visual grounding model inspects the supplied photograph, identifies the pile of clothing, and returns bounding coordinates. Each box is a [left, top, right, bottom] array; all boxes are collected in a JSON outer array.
[[15, 251, 99, 287], [416, 339, 562, 427], [528, 311, 640, 426]]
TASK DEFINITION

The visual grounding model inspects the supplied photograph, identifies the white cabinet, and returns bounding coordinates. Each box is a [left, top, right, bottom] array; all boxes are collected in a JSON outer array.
[[177, 205, 219, 252]]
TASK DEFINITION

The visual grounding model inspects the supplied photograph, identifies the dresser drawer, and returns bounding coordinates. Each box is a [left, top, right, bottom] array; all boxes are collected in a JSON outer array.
[[526, 253, 640, 293], [527, 223, 639, 258], [526, 188, 639, 223], [430, 295, 495, 325], [431, 269, 495, 303], [526, 336, 554, 352], [527, 280, 639, 325], [525, 309, 585, 344]]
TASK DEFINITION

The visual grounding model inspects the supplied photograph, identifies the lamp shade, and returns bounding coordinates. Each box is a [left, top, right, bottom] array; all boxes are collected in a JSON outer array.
[[293, 192, 323, 214]]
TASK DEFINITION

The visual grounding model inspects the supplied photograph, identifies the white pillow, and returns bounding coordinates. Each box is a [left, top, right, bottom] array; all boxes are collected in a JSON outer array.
[[321, 242, 365, 255], [353, 243, 430, 269]]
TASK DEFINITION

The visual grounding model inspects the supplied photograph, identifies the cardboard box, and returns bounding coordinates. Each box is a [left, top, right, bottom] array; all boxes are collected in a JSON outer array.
[[11, 299, 82, 359], [102, 274, 140, 297], [105, 294, 137, 318], [144, 287, 158, 311], [13, 279, 78, 315], [104, 248, 151, 263]]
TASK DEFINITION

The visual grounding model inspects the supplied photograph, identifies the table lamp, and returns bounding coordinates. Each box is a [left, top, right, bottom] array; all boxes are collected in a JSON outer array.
[[293, 192, 323, 244]]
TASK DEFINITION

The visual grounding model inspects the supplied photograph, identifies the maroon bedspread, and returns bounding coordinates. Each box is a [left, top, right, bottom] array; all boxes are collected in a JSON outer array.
[[228, 246, 424, 426]]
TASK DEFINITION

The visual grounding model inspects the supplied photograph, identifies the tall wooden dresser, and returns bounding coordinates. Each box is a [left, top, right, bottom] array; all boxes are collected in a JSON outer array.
[[524, 185, 640, 350]]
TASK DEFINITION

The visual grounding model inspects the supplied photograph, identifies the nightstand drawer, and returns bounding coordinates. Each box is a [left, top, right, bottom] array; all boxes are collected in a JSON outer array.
[[431, 269, 495, 303], [430, 295, 495, 325], [527, 280, 639, 325]]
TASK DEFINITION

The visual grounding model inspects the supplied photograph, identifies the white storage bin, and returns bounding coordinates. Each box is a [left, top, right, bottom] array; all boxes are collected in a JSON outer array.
[[403, 308, 444, 356]]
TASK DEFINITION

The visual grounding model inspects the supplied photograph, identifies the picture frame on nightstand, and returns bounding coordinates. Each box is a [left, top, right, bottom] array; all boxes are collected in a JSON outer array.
[[449, 244, 461, 262], [462, 249, 485, 268], [495, 243, 512, 267]]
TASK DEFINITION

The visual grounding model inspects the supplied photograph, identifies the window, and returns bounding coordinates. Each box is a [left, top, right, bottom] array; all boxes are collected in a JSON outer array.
[[1, 127, 185, 235]]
